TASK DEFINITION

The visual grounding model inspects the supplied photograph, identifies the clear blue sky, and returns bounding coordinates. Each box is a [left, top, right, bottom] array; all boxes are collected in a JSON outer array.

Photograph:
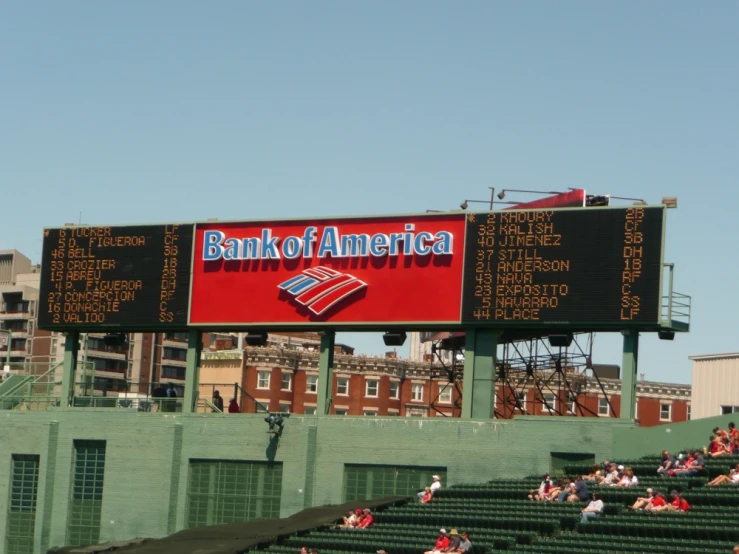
[[3, 1, 737, 384]]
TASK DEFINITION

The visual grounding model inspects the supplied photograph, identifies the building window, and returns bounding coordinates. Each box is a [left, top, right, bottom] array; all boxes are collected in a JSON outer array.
[[721, 405, 739, 415], [541, 393, 556, 413], [389, 381, 400, 399], [337, 377, 349, 396], [660, 403, 672, 422], [365, 379, 379, 397], [257, 371, 271, 390], [6, 455, 40, 554], [407, 407, 427, 417], [364, 409, 378, 416], [279, 403, 290, 414], [438, 384, 453, 404], [67, 441, 106, 547], [515, 391, 527, 413], [280, 372, 292, 391], [634, 400, 639, 419], [568, 394, 578, 415], [598, 397, 610, 417], [411, 383, 424, 402], [687, 404, 691, 421], [335, 408, 348, 416], [161, 365, 186, 380], [186, 460, 282, 528], [306, 375, 318, 393], [304, 406, 316, 415]]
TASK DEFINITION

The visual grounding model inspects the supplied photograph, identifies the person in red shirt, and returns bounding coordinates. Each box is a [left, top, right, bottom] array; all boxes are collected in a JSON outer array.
[[424, 529, 450, 554], [645, 491, 667, 512], [714, 426, 729, 440], [358, 509, 373, 528], [228, 398, 240, 413], [420, 487, 433, 504]]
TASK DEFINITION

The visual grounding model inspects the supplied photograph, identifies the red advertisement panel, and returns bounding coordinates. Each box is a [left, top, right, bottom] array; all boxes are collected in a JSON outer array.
[[503, 189, 586, 210], [189, 214, 467, 326]]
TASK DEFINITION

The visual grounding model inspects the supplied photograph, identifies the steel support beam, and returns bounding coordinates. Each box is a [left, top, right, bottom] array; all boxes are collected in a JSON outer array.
[[461, 329, 499, 419], [316, 331, 335, 416], [182, 330, 203, 413], [620, 331, 639, 420]]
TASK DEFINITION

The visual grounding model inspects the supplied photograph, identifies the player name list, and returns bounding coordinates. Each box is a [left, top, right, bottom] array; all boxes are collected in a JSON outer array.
[[461, 208, 663, 324], [39, 225, 193, 328]]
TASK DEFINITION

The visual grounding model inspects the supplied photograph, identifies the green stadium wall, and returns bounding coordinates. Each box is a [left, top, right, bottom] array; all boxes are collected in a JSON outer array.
[[0, 410, 719, 554]]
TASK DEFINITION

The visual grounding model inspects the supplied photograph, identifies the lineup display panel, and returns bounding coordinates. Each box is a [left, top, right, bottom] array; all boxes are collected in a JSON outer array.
[[460, 206, 665, 326], [38, 224, 194, 330], [189, 214, 467, 325]]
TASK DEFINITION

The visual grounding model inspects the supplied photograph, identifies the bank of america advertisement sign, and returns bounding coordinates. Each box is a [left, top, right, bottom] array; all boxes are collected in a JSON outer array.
[[189, 214, 466, 325]]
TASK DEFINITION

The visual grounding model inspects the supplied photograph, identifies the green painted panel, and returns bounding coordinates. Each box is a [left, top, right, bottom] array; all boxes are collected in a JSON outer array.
[[5, 455, 40, 554], [66, 441, 106, 547], [185, 460, 282, 528], [343, 465, 446, 503]]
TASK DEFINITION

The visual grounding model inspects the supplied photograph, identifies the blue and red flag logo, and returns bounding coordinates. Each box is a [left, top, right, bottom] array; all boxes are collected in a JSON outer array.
[[278, 266, 367, 316]]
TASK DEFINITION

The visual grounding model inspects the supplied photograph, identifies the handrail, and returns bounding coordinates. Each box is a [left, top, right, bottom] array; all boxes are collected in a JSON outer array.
[[234, 383, 270, 413], [199, 397, 222, 413]]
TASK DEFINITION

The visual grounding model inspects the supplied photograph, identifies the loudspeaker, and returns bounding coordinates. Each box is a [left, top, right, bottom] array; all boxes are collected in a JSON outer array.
[[382, 331, 407, 347], [548, 333, 573, 348], [658, 330, 675, 341], [244, 332, 268, 346]]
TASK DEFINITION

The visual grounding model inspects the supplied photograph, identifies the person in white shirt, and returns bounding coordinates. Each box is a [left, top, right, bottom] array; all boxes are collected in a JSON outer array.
[[617, 468, 638, 487], [580, 493, 604, 524], [708, 464, 739, 486], [603, 464, 620, 486], [418, 475, 441, 500]]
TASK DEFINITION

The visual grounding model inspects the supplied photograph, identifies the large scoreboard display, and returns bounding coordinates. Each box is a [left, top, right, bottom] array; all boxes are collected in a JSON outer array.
[[460, 207, 664, 325], [38, 225, 193, 329], [38, 206, 666, 331]]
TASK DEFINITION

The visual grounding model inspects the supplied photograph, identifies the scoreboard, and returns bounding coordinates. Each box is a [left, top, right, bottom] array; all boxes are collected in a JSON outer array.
[[460, 207, 664, 326], [38, 225, 193, 329], [37, 206, 667, 332]]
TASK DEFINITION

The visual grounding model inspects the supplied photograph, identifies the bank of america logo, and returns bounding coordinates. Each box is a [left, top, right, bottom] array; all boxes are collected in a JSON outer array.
[[278, 266, 367, 316]]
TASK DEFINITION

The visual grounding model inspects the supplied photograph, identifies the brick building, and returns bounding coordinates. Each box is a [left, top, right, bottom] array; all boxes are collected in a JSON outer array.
[[198, 345, 691, 426]]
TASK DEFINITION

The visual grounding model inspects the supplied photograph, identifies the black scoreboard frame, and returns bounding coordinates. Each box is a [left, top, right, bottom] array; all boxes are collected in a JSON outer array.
[[458, 205, 667, 330], [37, 205, 668, 333]]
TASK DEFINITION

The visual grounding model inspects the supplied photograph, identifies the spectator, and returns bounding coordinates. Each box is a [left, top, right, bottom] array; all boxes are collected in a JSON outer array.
[[714, 426, 729, 440], [358, 508, 374, 528], [456, 531, 472, 553], [300, 547, 308, 554], [645, 491, 667, 512], [424, 529, 450, 554], [420, 487, 434, 503], [580, 493, 604, 524], [651, 490, 690, 512], [713, 436, 733, 457], [631, 487, 655, 510], [546, 479, 565, 501], [708, 464, 739, 486], [567, 476, 590, 503], [556, 478, 574, 503], [444, 530, 461, 552], [708, 435, 723, 457], [657, 451, 676, 476], [603, 464, 620, 485], [733, 546, 739, 554], [419, 475, 442, 501], [583, 464, 602, 480], [342, 509, 361, 527], [310, 549, 319, 554], [674, 450, 705, 476], [228, 398, 240, 413], [617, 468, 638, 487], [730, 422, 739, 441], [212, 390, 224, 412], [377, 551, 389, 554], [529, 473, 553, 501]]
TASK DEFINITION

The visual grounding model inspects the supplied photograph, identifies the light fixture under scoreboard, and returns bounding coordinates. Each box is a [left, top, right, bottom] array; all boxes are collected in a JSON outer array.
[[382, 331, 407, 347], [244, 332, 269, 347], [548, 334, 574, 348]]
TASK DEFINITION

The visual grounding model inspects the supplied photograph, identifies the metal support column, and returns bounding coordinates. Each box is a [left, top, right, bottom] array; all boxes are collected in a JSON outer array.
[[316, 331, 335, 416], [461, 329, 499, 419], [60, 332, 79, 407], [620, 331, 639, 420], [182, 330, 202, 414]]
